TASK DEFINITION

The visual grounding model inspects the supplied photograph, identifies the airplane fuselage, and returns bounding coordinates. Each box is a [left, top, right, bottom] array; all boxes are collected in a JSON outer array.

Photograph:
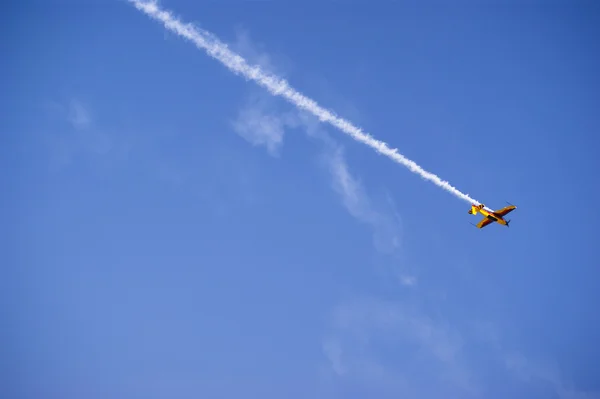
[[478, 208, 508, 226]]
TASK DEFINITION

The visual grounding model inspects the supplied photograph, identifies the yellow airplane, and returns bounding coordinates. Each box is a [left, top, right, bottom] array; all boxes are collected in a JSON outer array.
[[468, 202, 517, 228]]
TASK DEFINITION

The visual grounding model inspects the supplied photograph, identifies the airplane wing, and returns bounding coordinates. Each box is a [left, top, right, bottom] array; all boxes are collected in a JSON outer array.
[[476, 218, 494, 228], [494, 205, 516, 217]]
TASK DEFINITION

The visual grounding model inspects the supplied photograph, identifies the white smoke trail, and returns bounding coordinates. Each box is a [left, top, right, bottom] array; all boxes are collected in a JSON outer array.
[[128, 0, 483, 207]]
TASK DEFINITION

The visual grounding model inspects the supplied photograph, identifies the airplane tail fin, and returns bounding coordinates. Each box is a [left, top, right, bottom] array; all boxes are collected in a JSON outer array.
[[468, 204, 480, 215]]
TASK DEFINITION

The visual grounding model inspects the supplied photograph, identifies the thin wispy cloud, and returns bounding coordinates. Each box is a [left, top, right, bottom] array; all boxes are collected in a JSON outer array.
[[229, 30, 415, 284], [506, 355, 600, 399], [232, 93, 297, 157], [67, 99, 92, 130], [399, 275, 417, 286], [229, 30, 300, 157], [325, 145, 404, 257], [40, 98, 129, 171], [321, 297, 478, 397], [231, 86, 409, 269], [473, 321, 600, 399]]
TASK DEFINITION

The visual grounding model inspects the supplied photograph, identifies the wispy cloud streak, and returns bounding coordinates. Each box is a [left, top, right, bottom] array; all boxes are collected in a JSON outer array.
[[128, 0, 483, 206]]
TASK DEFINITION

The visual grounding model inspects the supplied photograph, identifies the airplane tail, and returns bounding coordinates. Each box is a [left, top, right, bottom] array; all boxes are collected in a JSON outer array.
[[468, 204, 481, 215]]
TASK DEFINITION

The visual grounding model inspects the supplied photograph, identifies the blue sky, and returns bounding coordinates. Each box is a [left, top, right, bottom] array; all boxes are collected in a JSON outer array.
[[3, 1, 600, 398]]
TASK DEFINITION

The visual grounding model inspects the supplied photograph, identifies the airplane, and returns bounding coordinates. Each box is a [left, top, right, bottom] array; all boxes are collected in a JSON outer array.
[[468, 202, 517, 229]]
